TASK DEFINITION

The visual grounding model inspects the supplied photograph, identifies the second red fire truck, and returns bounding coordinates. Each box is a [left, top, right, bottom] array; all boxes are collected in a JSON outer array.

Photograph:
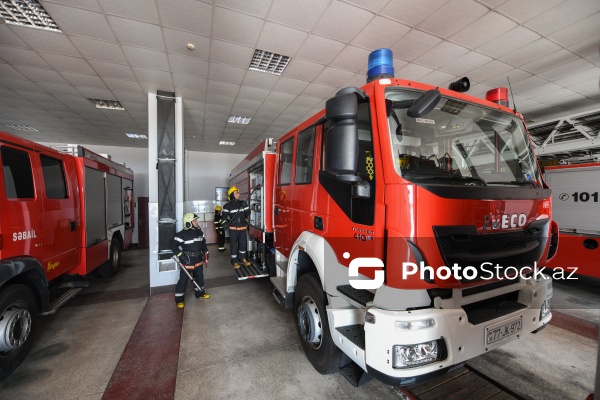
[[231, 49, 557, 386]]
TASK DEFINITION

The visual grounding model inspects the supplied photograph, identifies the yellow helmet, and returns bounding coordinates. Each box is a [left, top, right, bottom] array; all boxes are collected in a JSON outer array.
[[215, 205, 222, 211], [183, 212, 199, 229], [227, 186, 239, 199]]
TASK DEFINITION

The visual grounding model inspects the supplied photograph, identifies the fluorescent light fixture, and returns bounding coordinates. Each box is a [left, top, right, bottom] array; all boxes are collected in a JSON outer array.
[[0, 0, 61, 32], [219, 141, 236, 146], [4, 124, 38, 131], [249, 49, 291, 75], [88, 98, 125, 110], [228, 115, 251, 124], [125, 133, 147, 139]]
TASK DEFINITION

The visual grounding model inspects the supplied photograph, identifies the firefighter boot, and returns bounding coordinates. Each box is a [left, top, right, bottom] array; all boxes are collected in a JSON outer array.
[[177, 302, 185, 309], [233, 262, 240, 269], [243, 258, 252, 267], [194, 288, 211, 299]]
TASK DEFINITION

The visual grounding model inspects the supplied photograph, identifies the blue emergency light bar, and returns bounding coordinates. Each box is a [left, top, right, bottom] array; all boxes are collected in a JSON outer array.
[[367, 48, 394, 83]]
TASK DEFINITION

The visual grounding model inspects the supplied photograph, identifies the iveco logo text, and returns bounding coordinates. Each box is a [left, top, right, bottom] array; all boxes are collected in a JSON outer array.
[[483, 213, 527, 230], [13, 230, 37, 241]]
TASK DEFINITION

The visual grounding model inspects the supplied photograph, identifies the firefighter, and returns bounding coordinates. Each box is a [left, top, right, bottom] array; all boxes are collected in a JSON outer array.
[[171, 213, 210, 308], [214, 205, 226, 252], [221, 186, 251, 269]]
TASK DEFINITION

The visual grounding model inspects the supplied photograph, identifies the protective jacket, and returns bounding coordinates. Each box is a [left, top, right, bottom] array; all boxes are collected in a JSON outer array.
[[221, 199, 250, 228], [171, 227, 208, 266], [214, 212, 224, 229]]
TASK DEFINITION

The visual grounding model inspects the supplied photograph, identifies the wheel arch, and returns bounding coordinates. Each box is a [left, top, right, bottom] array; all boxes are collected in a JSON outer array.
[[0, 257, 49, 313]]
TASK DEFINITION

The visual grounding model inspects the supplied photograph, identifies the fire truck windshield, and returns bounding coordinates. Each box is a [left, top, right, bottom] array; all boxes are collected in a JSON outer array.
[[385, 88, 541, 188]]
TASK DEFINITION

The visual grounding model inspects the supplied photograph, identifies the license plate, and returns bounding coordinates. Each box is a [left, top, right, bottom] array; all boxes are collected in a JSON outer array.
[[486, 317, 522, 345]]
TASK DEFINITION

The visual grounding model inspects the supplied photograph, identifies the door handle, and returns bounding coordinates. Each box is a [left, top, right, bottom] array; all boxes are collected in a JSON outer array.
[[314, 216, 323, 230], [70, 220, 76, 231], [274, 206, 279, 216]]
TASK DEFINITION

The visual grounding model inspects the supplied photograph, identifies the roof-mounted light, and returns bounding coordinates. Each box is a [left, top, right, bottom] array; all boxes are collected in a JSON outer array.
[[486, 88, 509, 107], [367, 48, 394, 83]]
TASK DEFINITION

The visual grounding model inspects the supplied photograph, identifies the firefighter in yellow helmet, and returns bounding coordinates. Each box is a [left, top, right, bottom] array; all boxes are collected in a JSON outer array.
[[213, 205, 226, 252], [221, 186, 251, 268], [171, 213, 210, 308]]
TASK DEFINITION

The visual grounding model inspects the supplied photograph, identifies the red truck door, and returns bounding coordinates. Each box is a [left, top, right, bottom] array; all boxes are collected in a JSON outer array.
[[0, 144, 44, 263], [36, 151, 79, 280]]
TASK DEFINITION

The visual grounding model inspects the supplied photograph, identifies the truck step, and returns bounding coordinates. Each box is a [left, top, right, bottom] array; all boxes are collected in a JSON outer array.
[[42, 288, 82, 315], [336, 285, 374, 307], [339, 361, 373, 387], [336, 324, 365, 350], [275, 260, 288, 273], [234, 263, 269, 280], [270, 276, 293, 308]]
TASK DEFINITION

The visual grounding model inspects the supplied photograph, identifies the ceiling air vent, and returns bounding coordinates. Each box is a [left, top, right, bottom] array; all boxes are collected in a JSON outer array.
[[88, 99, 125, 110], [249, 49, 291, 75], [0, 0, 61, 32], [4, 123, 38, 131], [228, 115, 251, 124]]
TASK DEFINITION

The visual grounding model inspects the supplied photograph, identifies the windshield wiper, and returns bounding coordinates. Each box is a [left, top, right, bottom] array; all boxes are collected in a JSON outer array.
[[487, 180, 537, 188], [409, 175, 487, 186]]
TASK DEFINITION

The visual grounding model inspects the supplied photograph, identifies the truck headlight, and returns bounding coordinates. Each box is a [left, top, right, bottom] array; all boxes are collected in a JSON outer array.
[[540, 300, 551, 320], [395, 318, 435, 330], [393, 340, 439, 369]]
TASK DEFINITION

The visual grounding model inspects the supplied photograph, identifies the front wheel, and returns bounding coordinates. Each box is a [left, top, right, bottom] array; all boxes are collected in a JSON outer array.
[[0, 284, 38, 380], [97, 238, 121, 278], [294, 272, 341, 374]]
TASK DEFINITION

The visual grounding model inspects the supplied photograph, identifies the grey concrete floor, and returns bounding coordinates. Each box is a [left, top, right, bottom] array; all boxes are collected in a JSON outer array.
[[0, 245, 597, 399]]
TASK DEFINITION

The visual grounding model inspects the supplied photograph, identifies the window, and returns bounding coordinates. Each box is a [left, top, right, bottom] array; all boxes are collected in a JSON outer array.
[[40, 155, 68, 199], [2, 146, 34, 199], [295, 127, 315, 184], [279, 138, 294, 185]]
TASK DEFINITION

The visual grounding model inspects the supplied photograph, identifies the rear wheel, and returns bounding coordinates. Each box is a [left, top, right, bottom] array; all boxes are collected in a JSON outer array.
[[294, 272, 341, 374], [0, 284, 38, 380], [97, 238, 121, 278]]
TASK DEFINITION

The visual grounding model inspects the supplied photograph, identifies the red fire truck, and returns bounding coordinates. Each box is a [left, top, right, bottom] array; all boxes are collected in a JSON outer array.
[[234, 49, 557, 386], [0, 131, 134, 379], [545, 162, 600, 279]]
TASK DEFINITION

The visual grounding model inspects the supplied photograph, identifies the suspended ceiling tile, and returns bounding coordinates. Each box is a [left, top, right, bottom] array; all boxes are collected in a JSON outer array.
[[70, 37, 127, 64], [422, 70, 457, 88], [107, 16, 165, 52], [390, 29, 443, 62], [525, 0, 600, 35], [0, 25, 28, 48], [10, 25, 80, 56], [39, 53, 96, 75], [42, 3, 116, 41], [568, 34, 600, 58], [238, 86, 270, 101], [169, 54, 209, 78], [499, 39, 562, 68], [517, 82, 562, 98], [163, 28, 210, 60], [242, 70, 279, 90], [0, 79, 43, 92], [102, 77, 143, 93], [483, 68, 533, 87], [539, 58, 596, 81], [60, 71, 106, 88], [258, 101, 287, 114], [509, 75, 550, 94], [414, 41, 469, 70], [395, 63, 434, 81], [496, 0, 565, 23], [121, 46, 169, 71], [418, 0, 488, 38], [330, 46, 371, 74], [295, 35, 345, 65], [351, 16, 411, 50], [212, 7, 262, 47], [313, 66, 354, 88], [132, 67, 173, 87], [439, 51, 492, 76], [381, 0, 449, 27], [449, 12, 517, 50], [256, 22, 308, 57], [176, 88, 206, 102], [569, 79, 600, 97], [157, 0, 212, 36], [313, 1, 374, 43], [466, 60, 514, 83], [281, 58, 325, 81], [216, 0, 272, 18], [344, 0, 390, 13], [208, 63, 246, 85], [272, 77, 310, 95], [520, 49, 580, 74], [98, 0, 159, 24], [209, 40, 255, 68], [301, 82, 337, 98], [173, 74, 208, 93], [548, 12, 600, 47], [233, 97, 262, 112], [112, 91, 146, 104], [267, 0, 328, 30], [0, 46, 52, 69], [38, 82, 81, 96], [19, 66, 69, 84], [342, 73, 367, 89], [476, 26, 540, 59], [76, 87, 113, 99], [207, 80, 239, 97], [264, 91, 296, 106], [88, 60, 136, 80]]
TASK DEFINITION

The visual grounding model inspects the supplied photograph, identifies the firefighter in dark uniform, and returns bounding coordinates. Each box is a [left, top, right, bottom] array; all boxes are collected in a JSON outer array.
[[171, 213, 210, 308], [221, 186, 251, 269], [214, 205, 226, 252]]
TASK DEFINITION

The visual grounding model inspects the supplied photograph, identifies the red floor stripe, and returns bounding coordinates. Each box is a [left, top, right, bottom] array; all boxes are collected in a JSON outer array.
[[102, 294, 183, 400], [550, 310, 599, 341]]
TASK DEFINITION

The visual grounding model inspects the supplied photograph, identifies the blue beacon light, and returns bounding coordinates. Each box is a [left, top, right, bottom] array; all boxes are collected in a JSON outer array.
[[367, 48, 394, 83]]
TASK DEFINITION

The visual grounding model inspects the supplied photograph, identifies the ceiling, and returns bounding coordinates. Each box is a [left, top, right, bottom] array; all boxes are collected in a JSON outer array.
[[0, 0, 598, 155]]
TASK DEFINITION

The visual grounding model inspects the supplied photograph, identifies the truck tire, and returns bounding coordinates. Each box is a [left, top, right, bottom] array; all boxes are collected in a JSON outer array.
[[294, 272, 341, 374], [97, 239, 121, 278], [0, 284, 38, 380]]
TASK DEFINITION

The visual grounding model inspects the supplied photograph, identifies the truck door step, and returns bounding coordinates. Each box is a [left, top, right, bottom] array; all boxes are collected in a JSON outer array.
[[336, 324, 365, 350], [339, 361, 373, 387], [234, 262, 269, 280], [42, 288, 82, 315], [336, 285, 374, 307]]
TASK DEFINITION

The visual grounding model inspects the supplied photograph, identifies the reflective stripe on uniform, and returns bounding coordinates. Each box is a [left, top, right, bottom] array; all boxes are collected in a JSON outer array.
[[175, 293, 185, 297], [174, 237, 184, 242]]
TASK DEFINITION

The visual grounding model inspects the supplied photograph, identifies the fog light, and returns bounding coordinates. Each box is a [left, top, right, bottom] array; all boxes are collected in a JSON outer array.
[[540, 300, 551, 320], [393, 340, 438, 369], [395, 319, 434, 330]]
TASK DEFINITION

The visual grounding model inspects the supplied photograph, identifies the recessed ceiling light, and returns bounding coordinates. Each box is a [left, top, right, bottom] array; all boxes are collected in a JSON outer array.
[[0, 0, 61, 32], [249, 49, 291, 75], [4, 123, 38, 131], [125, 133, 147, 139], [88, 98, 125, 110], [219, 141, 236, 146], [228, 115, 251, 124]]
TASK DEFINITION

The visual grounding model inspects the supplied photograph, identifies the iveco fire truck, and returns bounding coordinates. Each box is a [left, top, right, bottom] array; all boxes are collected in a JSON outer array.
[[0, 131, 134, 379], [232, 48, 556, 386]]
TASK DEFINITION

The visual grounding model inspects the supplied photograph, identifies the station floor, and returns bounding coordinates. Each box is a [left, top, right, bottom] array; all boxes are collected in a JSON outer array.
[[0, 245, 597, 400]]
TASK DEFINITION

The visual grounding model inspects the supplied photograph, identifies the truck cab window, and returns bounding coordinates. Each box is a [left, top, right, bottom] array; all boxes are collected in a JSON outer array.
[[279, 138, 294, 185], [295, 127, 315, 184], [1, 146, 34, 199], [40, 155, 68, 199]]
